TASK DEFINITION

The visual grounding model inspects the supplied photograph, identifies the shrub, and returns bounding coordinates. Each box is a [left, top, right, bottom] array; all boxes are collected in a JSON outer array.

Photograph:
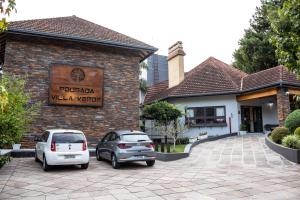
[[0, 75, 41, 148], [176, 137, 189, 145], [282, 135, 300, 149], [294, 127, 300, 138], [271, 127, 290, 144], [284, 109, 300, 133], [0, 156, 10, 168]]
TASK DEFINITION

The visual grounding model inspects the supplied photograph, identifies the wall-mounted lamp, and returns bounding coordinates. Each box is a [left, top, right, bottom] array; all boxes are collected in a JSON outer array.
[[267, 101, 274, 108], [284, 87, 289, 96]]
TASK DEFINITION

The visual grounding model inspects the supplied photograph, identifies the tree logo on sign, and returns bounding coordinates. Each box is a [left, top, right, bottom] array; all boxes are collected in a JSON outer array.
[[71, 68, 85, 82]]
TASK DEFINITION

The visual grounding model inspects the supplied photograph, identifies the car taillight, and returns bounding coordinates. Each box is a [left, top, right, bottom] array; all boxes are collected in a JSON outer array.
[[117, 143, 130, 149], [82, 141, 87, 151], [146, 143, 154, 148], [51, 141, 56, 152]]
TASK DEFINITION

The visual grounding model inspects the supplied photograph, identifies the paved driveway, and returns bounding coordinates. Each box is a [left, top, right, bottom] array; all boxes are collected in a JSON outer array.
[[1, 134, 300, 200]]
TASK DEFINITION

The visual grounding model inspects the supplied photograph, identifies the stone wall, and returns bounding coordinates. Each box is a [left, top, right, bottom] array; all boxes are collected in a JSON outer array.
[[276, 88, 290, 126], [4, 35, 141, 148]]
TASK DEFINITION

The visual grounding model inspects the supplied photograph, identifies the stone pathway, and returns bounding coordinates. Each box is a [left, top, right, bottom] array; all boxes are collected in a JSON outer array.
[[1, 134, 300, 200]]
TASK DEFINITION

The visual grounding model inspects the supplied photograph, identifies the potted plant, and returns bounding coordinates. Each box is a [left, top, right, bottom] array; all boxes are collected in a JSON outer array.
[[239, 124, 247, 135]]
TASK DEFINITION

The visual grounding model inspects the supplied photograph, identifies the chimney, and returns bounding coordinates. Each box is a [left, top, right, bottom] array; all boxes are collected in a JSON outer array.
[[168, 41, 185, 88]]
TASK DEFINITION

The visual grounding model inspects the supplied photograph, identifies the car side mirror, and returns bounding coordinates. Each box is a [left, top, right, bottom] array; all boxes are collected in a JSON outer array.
[[34, 136, 42, 142]]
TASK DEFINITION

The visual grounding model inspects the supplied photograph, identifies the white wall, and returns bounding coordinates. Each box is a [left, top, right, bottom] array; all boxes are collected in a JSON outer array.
[[168, 95, 239, 137]]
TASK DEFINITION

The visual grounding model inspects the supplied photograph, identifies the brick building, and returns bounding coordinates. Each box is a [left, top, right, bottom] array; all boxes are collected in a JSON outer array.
[[1, 16, 157, 148]]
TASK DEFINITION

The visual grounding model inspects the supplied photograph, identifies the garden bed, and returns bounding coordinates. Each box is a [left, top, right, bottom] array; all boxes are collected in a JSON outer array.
[[265, 133, 300, 163]]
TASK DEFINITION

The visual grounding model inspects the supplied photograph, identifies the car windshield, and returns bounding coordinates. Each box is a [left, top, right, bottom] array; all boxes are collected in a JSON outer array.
[[52, 132, 85, 143], [121, 134, 150, 142]]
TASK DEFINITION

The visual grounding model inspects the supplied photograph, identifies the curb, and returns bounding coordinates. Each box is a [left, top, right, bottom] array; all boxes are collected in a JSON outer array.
[[155, 132, 237, 162]]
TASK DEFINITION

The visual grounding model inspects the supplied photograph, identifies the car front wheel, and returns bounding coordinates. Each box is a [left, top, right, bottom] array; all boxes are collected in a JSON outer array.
[[146, 160, 155, 167], [111, 154, 120, 169], [96, 149, 103, 161], [43, 156, 50, 171]]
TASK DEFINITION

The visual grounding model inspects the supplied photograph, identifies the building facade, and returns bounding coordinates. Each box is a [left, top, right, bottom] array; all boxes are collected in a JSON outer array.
[[145, 41, 300, 138], [1, 16, 156, 148], [147, 54, 168, 86]]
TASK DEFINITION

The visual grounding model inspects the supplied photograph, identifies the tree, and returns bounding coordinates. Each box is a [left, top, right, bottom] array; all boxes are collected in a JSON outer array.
[[0, 75, 40, 149], [143, 101, 182, 128], [0, 0, 16, 31], [139, 62, 148, 93], [144, 101, 184, 150], [268, 0, 300, 74], [233, 0, 279, 73]]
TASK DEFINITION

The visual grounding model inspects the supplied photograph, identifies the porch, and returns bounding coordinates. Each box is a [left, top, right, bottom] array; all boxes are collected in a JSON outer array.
[[237, 87, 300, 133]]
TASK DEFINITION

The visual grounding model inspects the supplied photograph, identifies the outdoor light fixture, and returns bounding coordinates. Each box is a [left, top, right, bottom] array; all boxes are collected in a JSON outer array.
[[267, 101, 274, 108], [284, 87, 289, 96]]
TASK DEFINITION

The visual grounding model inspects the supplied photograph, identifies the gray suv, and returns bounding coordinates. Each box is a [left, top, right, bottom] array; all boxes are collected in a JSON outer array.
[[96, 130, 156, 169]]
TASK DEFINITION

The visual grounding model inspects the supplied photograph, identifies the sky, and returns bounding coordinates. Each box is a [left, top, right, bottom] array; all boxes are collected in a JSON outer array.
[[9, 0, 261, 72]]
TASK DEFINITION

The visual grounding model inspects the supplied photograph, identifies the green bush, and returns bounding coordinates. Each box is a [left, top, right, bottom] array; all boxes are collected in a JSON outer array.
[[0, 74, 41, 148], [271, 127, 290, 144], [294, 127, 300, 138], [284, 109, 300, 133], [176, 137, 189, 145], [0, 156, 10, 168], [282, 135, 300, 149]]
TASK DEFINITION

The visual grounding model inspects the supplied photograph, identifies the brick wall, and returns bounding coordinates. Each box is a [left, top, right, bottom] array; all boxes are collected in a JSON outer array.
[[4, 35, 142, 148]]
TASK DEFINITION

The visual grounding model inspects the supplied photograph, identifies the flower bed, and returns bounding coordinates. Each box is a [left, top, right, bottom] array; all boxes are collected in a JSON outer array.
[[265, 133, 300, 163]]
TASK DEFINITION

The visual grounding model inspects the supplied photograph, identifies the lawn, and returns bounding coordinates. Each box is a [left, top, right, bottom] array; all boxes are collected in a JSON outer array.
[[155, 144, 186, 153]]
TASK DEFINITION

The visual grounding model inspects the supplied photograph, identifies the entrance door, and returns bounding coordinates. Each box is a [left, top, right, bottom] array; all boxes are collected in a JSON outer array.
[[241, 106, 263, 132]]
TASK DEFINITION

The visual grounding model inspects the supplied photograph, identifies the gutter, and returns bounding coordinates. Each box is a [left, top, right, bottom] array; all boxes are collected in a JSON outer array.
[[7, 29, 158, 53]]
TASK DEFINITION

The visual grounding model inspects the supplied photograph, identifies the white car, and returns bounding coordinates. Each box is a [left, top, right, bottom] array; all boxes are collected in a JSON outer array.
[[34, 129, 90, 171]]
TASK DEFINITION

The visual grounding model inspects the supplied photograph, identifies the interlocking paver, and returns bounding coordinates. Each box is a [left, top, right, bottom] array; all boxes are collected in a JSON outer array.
[[1, 134, 300, 200]]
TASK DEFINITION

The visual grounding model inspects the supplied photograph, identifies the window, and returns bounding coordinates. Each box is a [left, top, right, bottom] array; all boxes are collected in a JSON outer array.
[[52, 132, 85, 143], [186, 106, 226, 127]]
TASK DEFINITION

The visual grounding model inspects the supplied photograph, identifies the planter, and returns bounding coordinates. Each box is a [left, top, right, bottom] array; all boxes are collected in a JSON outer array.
[[239, 131, 247, 136], [265, 133, 300, 164], [12, 144, 21, 150]]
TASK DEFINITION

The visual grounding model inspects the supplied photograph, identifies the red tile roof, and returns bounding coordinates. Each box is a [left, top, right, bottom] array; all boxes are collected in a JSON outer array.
[[144, 57, 300, 104], [242, 65, 300, 91], [8, 16, 157, 52], [144, 57, 247, 103]]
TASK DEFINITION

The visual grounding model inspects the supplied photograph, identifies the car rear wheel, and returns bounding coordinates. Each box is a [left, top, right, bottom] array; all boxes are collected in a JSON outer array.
[[81, 163, 89, 169], [43, 156, 50, 171], [34, 150, 39, 162], [111, 154, 120, 169], [146, 160, 155, 167], [96, 149, 103, 161]]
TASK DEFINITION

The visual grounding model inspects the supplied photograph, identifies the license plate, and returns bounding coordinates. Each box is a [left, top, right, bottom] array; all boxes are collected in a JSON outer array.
[[64, 155, 75, 159]]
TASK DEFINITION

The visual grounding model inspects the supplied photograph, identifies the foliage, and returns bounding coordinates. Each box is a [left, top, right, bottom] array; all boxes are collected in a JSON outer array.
[[0, 74, 41, 148], [240, 124, 247, 131], [271, 126, 290, 143], [143, 101, 182, 126], [139, 78, 148, 93], [294, 127, 300, 138], [0, 0, 16, 32], [282, 135, 300, 149], [176, 137, 189, 145], [139, 62, 148, 93], [284, 109, 300, 133], [268, 0, 300, 74], [233, 0, 278, 73], [0, 155, 10, 168]]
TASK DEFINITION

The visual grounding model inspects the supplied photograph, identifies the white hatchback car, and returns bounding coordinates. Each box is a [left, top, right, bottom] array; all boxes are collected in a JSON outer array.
[[35, 129, 90, 171]]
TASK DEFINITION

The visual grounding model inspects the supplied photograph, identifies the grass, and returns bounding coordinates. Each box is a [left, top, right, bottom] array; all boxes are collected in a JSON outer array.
[[155, 144, 186, 153]]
